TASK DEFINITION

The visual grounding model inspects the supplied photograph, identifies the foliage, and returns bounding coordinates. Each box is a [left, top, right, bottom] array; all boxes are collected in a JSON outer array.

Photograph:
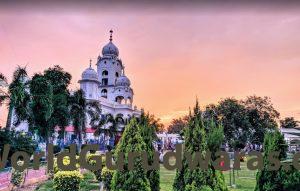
[[243, 96, 279, 145], [0, 72, 8, 106], [29, 74, 54, 143], [53, 156, 80, 174], [90, 112, 119, 138], [6, 67, 30, 128], [44, 66, 71, 136], [0, 130, 37, 163], [254, 130, 299, 191], [203, 95, 280, 149], [111, 118, 151, 191], [101, 167, 114, 190], [53, 171, 83, 191], [10, 161, 25, 187], [216, 98, 249, 149], [87, 153, 105, 182], [139, 112, 160, 191], [167, 116, 188, 135], [174, 100, 228, 191], [280, 117, 299, 129], [69, 89, 87, 148]]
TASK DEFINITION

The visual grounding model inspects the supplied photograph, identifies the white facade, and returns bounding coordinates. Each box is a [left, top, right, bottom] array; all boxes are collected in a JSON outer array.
[[8, 30, 140, 133], [79, 30, 140, 125]]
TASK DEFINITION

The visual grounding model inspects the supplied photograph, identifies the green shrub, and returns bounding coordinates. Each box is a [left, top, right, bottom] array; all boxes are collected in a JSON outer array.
[[139, 112, 160, 191], [174, 101, 228, 191], [0, 130, 37, 165], [10, 161, 25, 187], [101, 167, 114, 190], [111, 119, 151, 191], [255, 131, 289, 191], [53, 156, 80, 174], [53, 171, 83, 191], [87, 154, 105, 182], [53, 145, 61, 154]]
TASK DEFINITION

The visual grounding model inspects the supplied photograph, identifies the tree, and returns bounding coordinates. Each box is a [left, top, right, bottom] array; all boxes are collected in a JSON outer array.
[[69, 89, 87, 149], [69, 90, 102, 148], [44, 66, 71, 137], [29, 74, 54, 147], [0, 73, 8, 106], [111, 118, 151, 191], [173, 100, 228, 191], [0, 130, 37, 163], [167, 116, 188, 135], [5, 67, 30, 130], [91, 113, 119, 137], [139, 112, 160, 191], [202, 96, 280, 149], [243, 95, 280, 145], [213, 98, 249, 149], [141, 111, 164, 133], [280, 117, 299, 129], [255, 130, 288, 191]]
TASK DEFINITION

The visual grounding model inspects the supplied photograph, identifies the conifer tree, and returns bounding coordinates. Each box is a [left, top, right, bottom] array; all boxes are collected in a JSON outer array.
[[255, 131, 290, 191], [139, 112, 160, 191], [173, 100, 228, 191], [111, 118, 151, 191]]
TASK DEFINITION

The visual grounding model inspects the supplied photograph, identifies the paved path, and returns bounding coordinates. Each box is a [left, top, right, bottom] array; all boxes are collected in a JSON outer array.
[[0, 168, 47, 191]]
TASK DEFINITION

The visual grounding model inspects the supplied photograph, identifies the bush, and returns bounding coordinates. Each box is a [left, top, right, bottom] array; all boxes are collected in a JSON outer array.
[[0, 130, 37, 166], [87, 154, 105, 182], [53, 156, 80, 174], [53, 171, 83, 191], [255, 131, 289, 191], [111, 119, 151, 191], [53, 145, 61, 154], [10, 161, 25, 187], [101, 167, 114, 190], [174, 101, 228, 191]]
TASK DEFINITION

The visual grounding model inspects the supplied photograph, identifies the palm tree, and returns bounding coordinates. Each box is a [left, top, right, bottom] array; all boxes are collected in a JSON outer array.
[[69, 89, 101, 149], [0, 73, 8, 106], [90, 112, 128, 150], [6, 67, 30, 130]]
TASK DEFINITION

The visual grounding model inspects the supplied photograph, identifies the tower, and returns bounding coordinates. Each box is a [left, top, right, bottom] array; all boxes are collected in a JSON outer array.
[[79, 60, 100, 100], [96, 30, 133, 104]]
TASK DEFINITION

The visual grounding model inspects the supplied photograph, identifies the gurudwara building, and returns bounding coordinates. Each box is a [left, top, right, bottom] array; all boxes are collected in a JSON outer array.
[[8, 30, 141, 145], [79, 30, 140, 122]]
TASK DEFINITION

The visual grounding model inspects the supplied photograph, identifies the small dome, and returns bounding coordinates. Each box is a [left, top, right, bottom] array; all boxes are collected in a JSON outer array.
[[82, 67, 98, 81], [116, 75, 130, 86], [102, 41, 119, 56]]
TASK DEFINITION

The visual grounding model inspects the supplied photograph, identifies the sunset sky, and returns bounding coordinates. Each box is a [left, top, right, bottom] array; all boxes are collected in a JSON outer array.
[[0, 2, 299, 126]]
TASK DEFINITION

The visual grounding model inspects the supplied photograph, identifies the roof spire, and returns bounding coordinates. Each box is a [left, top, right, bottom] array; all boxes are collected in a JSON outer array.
[[89, 59, 92, 68], [109, 29, 113, 42]]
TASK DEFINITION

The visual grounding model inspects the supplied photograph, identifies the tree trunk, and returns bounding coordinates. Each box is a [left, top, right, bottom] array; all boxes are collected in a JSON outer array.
[[78, 129, 82, 152], [5, 104, 13, 130]]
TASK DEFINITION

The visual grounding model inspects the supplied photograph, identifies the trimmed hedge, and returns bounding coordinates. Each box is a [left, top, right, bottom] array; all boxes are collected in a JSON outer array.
[[101, 167, 114, 190], [10, 161, 25, 187], [53, 171, 83, 191], [87, 154, 105, 182], [53, 156, 80, 174]]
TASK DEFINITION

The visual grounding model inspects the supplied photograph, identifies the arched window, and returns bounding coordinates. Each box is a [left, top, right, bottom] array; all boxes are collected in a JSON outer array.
[[102, 70, 108, 76], [101, 89, 107, 98], [116, 114, 125, 125], [115, 96, 124, 104], [115, 72, 119, 77], [127, 97, 132, 104]]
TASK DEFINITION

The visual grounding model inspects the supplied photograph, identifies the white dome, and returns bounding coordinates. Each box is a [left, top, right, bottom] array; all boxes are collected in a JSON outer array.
[[116, 75, 130, 86], [82, 67, 98, 81], [102, 41, 119, 56]]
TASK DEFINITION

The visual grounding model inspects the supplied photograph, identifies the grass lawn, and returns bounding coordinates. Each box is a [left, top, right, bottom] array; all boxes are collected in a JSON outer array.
[[36, 162, 256, 191], [36, 172, 99, 191], [159, 162, 257, 191]]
